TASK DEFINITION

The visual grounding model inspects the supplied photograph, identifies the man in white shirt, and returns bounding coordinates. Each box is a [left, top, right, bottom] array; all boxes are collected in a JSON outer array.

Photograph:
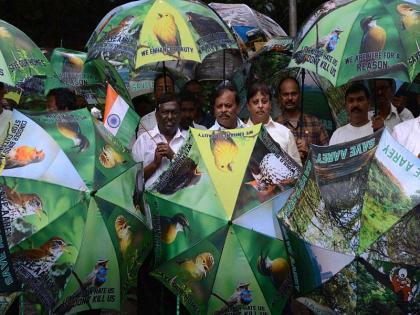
[[330, 83, 373, 145], [392, 116, 420, 158], [245, 81, 302, 165], [209, 83, 245, 130], [369, 79, 414, 131], [136, 73, 175, 137], [132, 93, 188, 189], [0, 83, 12, 144]]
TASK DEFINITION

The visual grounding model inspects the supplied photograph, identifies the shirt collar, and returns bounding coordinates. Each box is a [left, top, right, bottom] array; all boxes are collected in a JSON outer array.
[[150, 125, 186, 141], [246, 116, 275, 127], [387, 103, 399, 120], [213, 118, 244, 130]]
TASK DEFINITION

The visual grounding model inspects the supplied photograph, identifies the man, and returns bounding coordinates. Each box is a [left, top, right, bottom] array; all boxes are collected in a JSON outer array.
[[210, 83, 244, 130], [246, 81, 301, 165], [276, 77, 329, 162], [46, 88, 78, 111], [136, 73, 175, 137], [184, 80, 214, 128], [392, 116, 420, 158], [178, 92, 206, 130], [0, 83, 12, 143], [132, 93, 187, 189], [329, 83, 373, 145], [369, 79, 413, 131]]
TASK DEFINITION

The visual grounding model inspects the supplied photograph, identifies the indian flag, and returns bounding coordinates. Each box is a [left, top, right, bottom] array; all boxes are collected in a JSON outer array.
[[103, 84, 139, 148]]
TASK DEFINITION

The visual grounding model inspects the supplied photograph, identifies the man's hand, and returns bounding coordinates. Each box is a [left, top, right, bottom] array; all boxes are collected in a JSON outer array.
[[156, 142, 175, 161], [296, 138, 308, 161], [371, 115, 385, 131]]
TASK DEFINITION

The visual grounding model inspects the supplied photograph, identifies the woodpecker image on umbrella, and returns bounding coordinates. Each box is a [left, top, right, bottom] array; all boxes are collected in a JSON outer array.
[[277, 129, 420, 313], [145, 125, 302, 314], [289, 0, 420, 87], [0, 109, 152, 313]]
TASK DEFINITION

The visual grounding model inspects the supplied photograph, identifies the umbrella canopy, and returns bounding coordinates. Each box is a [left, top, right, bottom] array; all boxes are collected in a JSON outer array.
[[289, 0, 420, 86], [209, 3, 287, 59], [0, 19, 55, 86], [0, 109, 151, 313], [86, 0, 237, 70], [145, 125, 302, 314], [277, 129, 420, 313]]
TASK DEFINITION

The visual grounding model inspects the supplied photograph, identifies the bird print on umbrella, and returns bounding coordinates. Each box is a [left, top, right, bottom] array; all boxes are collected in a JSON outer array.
[[170, 252, 215, 285], [115, 215, 132, 256], [186, 12, 226, 39], [257, 252, 290, 289], [99, 144, 126, 169], [158, 213, 190, 244], [213, 282, 253, 314], [11, 237, 69, 279], [396, 3, 420, 50], [54, 259, 109, 314], [359, 16, 387, 55], [210, 132, 238, 173], [0, 181, 44, 222], [56, 115, 90, 153], [315, 27, 343, 53], [153, 12, 181, 58], [5, 145, 45, 169]]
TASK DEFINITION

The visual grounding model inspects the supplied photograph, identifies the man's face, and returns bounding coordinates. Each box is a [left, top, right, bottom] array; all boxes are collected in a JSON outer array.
[[214, 90, 240, 129], [180, 100, 196, 130], [156, 101, 180, 136], [154, 76, 175, 100], [247, 91, 271, 124], [345, 90, 370, 126], [186, 82, 204, 107], [373, 79, 393, 108], [46, 95, 58, 111], [278, 79, 300, 111]]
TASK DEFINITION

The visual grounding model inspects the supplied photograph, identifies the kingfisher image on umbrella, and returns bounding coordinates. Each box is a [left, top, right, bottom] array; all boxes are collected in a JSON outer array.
[[144, 125, 302, 314], [289, 0, 420, 87], [0, 19, 55, 86], [0, 109, 152, 313], [277, 129, 420, 313]]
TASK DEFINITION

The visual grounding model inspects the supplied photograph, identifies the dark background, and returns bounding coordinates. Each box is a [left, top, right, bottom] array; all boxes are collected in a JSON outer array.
[[0, 0, 325, 50]]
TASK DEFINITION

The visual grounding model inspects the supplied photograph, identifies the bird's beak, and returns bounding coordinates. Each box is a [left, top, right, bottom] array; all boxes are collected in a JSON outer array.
[[158, 13, 163, 18], [371, 15, 381, 20], [227, 163, 233, 172]]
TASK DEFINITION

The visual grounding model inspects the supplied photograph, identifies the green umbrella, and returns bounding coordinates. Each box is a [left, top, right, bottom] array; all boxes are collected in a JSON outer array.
[[145, 125, 303, 314], [289, 0, 420, 87], [0, 19, 55, 86], [0, 109, 152, 313], [86, 0, 237, 70], [277, 130, 420, 313]]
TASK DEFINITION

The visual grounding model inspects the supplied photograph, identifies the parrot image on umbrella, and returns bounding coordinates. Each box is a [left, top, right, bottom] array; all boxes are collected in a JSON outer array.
[[210, 132, 238, 173], [359, 16, 387, 55], [257, 252, 290, 289], [157, 213, 190, 244], [99, 144, 126, 169], [153, 12, 181, 58], [170, 252, 215, 285], [56, 115, 90, 153], [54, 259, 109, 314], [4, 145, 45, 169]]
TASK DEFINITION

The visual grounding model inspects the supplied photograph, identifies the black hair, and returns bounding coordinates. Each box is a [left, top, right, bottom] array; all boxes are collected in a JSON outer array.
[[277, 76, 300, 92], [153, 73, 174, 94], [156, 92, 179, 111], [211, 81, 240, 106], [247, 81, 271, 102], [345, 82, 370, 100], [178, 90, 196, 105], [47, 88, 77, 110], [369, 78, 396, 93], [184, 79, 201, 90]]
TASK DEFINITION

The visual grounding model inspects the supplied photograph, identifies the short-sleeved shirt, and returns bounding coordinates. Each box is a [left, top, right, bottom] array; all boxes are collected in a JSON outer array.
[[246, 117, 302, 166], [132, 125, 188, 189], [276, 113, 329, 148], [392, 116, 420, 157], [329, 121, 373, 145], [368, 104, 413, 131]]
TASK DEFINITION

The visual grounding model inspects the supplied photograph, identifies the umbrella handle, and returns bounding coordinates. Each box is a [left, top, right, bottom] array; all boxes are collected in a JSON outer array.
[[299, 69, 306, 138]]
